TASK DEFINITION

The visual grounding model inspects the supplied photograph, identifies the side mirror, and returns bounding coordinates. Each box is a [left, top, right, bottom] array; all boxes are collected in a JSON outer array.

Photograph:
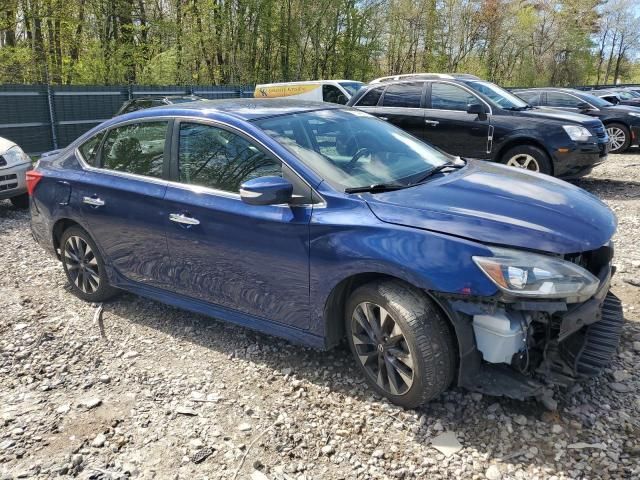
[[240, 176, 293, 206], [577, 102, 592, 111], [466, 103, 487, 116]]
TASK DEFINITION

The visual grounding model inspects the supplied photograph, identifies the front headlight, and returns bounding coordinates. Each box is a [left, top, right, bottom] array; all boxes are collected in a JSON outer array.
[[562, 125, 592, 142], [2, 146, 31, 166], [472, 247, 599, 301], [628, 112, 640, 118]]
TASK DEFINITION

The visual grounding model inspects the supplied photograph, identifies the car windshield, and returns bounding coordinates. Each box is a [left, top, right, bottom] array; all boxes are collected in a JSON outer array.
[[339, 82, 365, 97], [467, 81, 529, 109], [574, 92, 612, 107], [613, 90, 635, 100], [254, 109, 450, 191]]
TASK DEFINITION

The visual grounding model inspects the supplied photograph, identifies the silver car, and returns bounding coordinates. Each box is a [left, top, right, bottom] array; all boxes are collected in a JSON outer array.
[[0, 136, 32, 208]]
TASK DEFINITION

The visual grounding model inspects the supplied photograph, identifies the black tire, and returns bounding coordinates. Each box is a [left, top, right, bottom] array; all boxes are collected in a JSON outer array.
[[10, 193, 29, 209], [500, 144, 552, 175], [605, 122, 631, 153], [345, 280, 456, 408], [60, 226, 119, 302]]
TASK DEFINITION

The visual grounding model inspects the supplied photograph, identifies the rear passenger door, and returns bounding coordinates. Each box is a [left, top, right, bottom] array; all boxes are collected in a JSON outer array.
[[423, 82, 491, 158], [376, 82, 426, 140], [75, 120, 171, 288]]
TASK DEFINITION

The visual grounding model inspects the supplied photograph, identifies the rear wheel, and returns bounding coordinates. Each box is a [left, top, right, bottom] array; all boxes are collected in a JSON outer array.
[[501, 144, 552, 175], [10, 193, 29, 209], [60, 226, 119, 302], [605, 123, 630, 153], [345, 280, 456, 408]]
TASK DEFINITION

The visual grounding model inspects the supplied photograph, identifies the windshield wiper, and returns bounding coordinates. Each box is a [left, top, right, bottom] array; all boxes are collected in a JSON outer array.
[[411, 160, 465, 184], [344, 183, 407, 194]]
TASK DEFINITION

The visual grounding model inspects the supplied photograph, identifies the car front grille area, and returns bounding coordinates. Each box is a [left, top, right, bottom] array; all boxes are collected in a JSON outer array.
[[559, 293, 623, 377], [564, 244, 613, 277], [0, 173, 18, 192]]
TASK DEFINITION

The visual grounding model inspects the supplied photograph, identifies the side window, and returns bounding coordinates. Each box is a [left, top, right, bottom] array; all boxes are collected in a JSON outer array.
[[101, 121, 167, 178], [356, 87, 384, 107], [323, 85, 348, 104], [430, 83, 478, 111], [178, 122, 282, 193], [547, 92, 581, 108], [381, 82, 423, 108], [515, 91, 542, 106], [78, 131, 105, 167]]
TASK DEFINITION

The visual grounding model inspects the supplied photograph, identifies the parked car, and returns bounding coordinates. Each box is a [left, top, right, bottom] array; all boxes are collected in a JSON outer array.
[[254, 80, 364, 105], [514, 87, 640, 153], [347, 74, 609, 178], [115, 95, 204, 116], [590, 89, 640, 107], [29, 99, 622, 408], [0, 136, 32, 208]]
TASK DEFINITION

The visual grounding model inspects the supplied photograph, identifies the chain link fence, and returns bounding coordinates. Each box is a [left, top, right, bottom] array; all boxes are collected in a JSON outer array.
[[0, 84, 255, 154]]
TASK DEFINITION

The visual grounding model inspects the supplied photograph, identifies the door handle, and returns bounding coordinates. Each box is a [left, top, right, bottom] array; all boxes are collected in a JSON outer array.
[[82, 196, 105, 207], [169, 213, 200, 226], [424, 120, 440, 126]]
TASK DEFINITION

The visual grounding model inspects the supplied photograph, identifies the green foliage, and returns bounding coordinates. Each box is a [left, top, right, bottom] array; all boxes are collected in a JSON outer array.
[[0, 0, 638, 86]]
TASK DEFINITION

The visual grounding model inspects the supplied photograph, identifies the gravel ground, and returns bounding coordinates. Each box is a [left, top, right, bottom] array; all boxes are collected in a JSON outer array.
[[1, 153, 639, 480]]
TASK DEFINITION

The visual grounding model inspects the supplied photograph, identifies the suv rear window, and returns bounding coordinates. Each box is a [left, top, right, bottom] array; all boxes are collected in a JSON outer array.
[[381, 83, 423, 108], [356, 87, 384, 107]]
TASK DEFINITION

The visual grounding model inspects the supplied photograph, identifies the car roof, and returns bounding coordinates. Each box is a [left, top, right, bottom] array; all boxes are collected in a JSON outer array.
[[131, 95, 201, 101], [121, 98, 343, 122]]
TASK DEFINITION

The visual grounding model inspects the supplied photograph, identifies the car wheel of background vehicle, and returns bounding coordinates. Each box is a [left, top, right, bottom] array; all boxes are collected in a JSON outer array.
[[345, 280, 456, 408], [501, 145, 552, 175], [60, 226, 119, 302], [10, 193, 29, 209], [605, 123, 630, 153]]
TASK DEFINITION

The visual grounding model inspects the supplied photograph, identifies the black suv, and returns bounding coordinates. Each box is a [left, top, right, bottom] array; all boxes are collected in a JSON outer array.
[[348, 74, 609, 178], [514, 88, 640, 153], [115, 95, 204, 116]]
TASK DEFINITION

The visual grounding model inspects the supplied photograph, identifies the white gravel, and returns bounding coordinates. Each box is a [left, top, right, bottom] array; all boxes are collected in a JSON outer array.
[[1, 152, 639, 479]]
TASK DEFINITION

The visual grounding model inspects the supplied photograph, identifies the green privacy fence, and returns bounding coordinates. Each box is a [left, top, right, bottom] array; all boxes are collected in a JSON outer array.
[[0, 84, 255, 154]]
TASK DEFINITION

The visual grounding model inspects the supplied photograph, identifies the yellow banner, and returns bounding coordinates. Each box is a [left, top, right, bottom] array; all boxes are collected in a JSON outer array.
[[254, 84, 320, 98]]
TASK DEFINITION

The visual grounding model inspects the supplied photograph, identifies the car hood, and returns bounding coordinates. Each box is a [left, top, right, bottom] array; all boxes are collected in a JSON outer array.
[[0, 136, 17, 154], [365, 161, 616, 255], [515, 107, 601, 126], [608, 104, 640, 115]]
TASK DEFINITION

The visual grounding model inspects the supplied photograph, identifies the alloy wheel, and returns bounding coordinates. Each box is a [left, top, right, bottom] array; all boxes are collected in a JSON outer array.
[[351, 302, 415, 395], [606, 127, 626, 152], [64, 235, 100, 294], [505, 154, 540, 172]]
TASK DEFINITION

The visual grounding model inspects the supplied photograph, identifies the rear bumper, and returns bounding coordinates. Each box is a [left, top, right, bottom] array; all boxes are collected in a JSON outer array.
[[553, 141, 608, 178], [0, 161, 31, 200]]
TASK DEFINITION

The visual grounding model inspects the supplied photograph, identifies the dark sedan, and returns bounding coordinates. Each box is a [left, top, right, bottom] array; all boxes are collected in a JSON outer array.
[[514, 88, 640, 153]]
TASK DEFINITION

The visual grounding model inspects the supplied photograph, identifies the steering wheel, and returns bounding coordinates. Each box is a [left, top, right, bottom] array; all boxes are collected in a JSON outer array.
[[346, 147, 371, 170]]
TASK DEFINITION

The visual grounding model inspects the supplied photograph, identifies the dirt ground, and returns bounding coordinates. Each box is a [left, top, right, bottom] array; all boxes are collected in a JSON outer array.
[[1, 152, 639, 480]]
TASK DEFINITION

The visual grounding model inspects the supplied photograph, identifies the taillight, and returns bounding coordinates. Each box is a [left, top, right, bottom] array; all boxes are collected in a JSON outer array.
[[26, 170, 43, 196]]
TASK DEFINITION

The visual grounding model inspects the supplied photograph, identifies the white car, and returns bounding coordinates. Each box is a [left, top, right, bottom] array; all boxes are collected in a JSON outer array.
[[0, 137, 32, 208], [254, 80, 364, 104]]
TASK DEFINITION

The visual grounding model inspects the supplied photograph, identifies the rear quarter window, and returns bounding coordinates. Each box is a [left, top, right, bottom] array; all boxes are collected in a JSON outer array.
[[78, 132, 105, 167]]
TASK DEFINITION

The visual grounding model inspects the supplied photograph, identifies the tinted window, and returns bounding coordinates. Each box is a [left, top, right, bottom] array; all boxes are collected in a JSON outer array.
[[356, 87, 384, 107], [323, 85, 348, 104], [546, 92, 582, 108], [78, 132, 105, 166], [515, 91, 542, 106], [381, 83, 423, 108], [101, 121, 167, 178], [178, 122, 282, 193], [431, 83, 478, 111]]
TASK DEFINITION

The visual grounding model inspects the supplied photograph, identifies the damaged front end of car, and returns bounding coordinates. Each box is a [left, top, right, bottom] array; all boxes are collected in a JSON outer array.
[[436, 242, 623, 404]]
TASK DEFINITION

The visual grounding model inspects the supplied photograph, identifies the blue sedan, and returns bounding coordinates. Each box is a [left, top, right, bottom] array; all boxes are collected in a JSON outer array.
[[28, 99, 622, 407]]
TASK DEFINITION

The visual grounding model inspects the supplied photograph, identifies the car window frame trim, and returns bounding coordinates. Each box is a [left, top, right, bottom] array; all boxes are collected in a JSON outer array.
[[75, 114, 325, 207]]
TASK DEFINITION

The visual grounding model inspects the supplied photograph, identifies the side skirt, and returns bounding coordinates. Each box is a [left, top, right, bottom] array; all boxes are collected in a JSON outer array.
[[110, 271, 325, 350]]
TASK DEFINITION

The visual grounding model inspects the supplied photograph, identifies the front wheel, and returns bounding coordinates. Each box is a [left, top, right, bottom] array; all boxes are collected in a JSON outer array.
[[501, 145, 552, 175], [605, 123, 630, 153], [345, 280, 456, 408], [60, 226, 119, 302]]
